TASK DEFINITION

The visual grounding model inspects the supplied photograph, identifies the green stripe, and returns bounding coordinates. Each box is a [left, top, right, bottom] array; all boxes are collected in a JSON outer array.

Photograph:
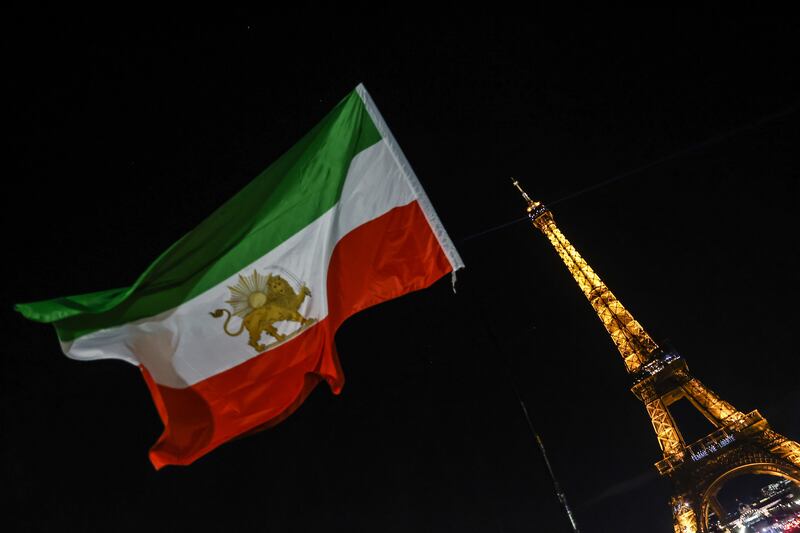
[[16, 88, 381, 342]]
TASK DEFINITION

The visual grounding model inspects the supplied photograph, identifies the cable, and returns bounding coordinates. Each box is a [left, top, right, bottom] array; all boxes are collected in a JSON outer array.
[[459, 215, 529, 243], [457, 100, 800, 244], [549, 100, 799, 207]]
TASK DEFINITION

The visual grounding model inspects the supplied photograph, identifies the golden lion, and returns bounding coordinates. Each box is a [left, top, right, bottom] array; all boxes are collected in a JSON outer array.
[[210, 274, 313, 352]]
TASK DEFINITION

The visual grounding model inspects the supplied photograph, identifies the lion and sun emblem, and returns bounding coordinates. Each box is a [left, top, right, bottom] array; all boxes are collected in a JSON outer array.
[[210, 270, 315, 352]]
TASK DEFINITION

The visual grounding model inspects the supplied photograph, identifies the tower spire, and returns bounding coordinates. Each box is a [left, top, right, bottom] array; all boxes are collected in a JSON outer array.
[[514, 180, 800, 533], [512, 179, 658, 374]]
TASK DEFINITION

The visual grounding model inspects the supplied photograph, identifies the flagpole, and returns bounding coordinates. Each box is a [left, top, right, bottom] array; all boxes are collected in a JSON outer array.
[[517, 393, 581, 532], [458, 279, 581, 532]]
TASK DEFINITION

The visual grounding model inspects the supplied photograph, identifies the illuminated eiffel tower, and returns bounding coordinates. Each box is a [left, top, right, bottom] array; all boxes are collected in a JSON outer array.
[[513, 181, 800, 532]]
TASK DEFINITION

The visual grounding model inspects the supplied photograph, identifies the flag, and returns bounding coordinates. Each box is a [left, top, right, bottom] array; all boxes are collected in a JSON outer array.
[[15, 84, 464, 468]]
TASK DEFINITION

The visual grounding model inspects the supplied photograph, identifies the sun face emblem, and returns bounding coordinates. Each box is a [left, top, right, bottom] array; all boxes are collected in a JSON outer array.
[[227, 270, 270, 318], [210, 269, 315, 352]]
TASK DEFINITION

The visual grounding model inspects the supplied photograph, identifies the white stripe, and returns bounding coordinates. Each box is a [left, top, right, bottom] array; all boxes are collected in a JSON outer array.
[[356, 84, 465, 272], [63, 140, 416, 388]]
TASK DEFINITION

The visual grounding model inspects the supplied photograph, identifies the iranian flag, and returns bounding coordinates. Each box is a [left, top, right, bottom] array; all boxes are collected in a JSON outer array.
[[16, 84, 464, 469]]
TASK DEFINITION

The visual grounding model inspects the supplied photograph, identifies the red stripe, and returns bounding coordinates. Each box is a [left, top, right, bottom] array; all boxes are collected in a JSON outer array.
[[143, 200, 452, 468]]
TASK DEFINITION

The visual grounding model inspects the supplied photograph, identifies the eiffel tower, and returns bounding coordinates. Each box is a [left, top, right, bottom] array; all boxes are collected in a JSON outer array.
[[512, 181, 800, 532]]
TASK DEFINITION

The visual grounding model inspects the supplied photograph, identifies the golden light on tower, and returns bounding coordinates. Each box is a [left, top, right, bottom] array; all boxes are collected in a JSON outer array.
[[512, 179, 800, 533]]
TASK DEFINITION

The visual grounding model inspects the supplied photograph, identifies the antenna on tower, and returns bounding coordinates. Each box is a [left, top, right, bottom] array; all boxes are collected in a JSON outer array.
[[511, 177, 533, 204]]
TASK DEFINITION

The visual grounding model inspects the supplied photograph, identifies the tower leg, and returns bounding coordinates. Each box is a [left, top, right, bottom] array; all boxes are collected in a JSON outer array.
[[761, 428, 800, 469], [681, 378, 742, 426], [644, 394, 684, 457], [706, 495, 726, 527], [671, 496, 699, 533]]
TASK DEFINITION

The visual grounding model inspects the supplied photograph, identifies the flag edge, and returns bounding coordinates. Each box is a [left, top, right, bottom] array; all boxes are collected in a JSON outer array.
[[355, 83, 465, 272]]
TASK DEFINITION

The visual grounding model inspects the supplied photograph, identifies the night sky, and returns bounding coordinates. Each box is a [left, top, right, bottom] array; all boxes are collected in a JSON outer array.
[[5, 13, 799, 532]]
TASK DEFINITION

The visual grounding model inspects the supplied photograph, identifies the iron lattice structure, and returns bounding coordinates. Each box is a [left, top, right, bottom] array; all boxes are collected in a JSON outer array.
[[513, 181, 800, 533]]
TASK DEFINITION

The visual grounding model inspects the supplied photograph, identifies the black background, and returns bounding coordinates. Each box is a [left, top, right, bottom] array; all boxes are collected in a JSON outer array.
[[4, 11, 799, 532]]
